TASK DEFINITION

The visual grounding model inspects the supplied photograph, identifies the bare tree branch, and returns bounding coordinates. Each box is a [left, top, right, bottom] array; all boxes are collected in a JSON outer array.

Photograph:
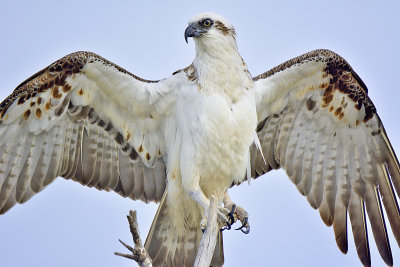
[[194, 195, 219, 267], [116, 196, 220, 267], [115, 210, 152, 267]]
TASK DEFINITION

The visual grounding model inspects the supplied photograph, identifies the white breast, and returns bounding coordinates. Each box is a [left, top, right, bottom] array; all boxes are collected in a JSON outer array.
[[183, 87, 257, 197]]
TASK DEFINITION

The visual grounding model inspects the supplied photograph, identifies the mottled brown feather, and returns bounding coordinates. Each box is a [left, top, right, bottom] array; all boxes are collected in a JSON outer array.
[[0, 51, 159, 121], [253, 49, 376, 122], [249, 49, 400, 266]]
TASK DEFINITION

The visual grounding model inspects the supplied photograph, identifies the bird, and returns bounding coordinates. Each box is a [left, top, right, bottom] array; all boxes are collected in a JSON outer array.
[[0, 11, 399, 267]]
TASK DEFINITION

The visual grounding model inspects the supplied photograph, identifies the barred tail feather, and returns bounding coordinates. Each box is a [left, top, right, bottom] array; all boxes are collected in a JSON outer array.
[[145, 191, 224, 266]]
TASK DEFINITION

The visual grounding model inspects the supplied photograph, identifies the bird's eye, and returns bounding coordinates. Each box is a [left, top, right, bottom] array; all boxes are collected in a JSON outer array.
[[202, 19, 212, 27]]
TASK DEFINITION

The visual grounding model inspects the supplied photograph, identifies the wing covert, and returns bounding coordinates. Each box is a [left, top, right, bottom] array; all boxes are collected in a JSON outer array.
[[251, 49, 400, 266]]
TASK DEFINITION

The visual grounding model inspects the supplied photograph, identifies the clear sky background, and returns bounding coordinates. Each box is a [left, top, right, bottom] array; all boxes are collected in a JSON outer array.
[[0, 1, 399, 266]]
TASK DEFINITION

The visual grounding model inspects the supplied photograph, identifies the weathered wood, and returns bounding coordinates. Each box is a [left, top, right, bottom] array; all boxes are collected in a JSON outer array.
[[194, 195, 219, 267], [116, 196, 219, 266], [114, 210, 153, 267]]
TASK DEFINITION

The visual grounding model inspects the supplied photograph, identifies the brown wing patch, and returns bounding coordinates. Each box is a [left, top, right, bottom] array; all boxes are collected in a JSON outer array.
[[35, 108, 42, 118], [322, 94, 334, 107], [63, 84, 72, 92], [17, 95, 26, 105], [254, 49, 376, 123], [182, 64, 198, 82], [23, 110, 31, 120], [323, 59, 376, 122], [305, 98, 316, 111], [52, 87, 62, 99], [0, 51, 159, 121], [45, 101, 52, 110]]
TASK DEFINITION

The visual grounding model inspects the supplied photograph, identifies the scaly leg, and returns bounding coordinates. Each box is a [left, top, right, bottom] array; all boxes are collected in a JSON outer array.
[[188, 188, 231, 231]]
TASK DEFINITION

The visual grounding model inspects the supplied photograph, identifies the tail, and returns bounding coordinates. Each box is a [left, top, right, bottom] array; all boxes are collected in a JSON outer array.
[[145, 191, 224, 266]]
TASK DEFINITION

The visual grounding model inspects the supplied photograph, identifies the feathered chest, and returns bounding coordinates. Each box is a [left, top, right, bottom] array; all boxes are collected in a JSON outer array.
[[178, 82, 257, 183]]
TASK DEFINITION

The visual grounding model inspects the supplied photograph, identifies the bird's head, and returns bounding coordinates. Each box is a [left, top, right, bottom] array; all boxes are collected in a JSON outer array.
[[184, 13, 236, 46]]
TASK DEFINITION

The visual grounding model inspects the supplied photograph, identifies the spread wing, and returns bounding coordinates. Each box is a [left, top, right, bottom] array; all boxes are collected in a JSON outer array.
[[251, 49, 400, 266], [0, 51, 179, 214]]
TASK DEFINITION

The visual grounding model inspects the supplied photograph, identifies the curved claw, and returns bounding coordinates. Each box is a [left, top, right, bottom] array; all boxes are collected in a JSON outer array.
[[220, 220, 232, 232], [240, 225, 250, 234], [227, 204, 236, 225], [235, 217, 250, 234]]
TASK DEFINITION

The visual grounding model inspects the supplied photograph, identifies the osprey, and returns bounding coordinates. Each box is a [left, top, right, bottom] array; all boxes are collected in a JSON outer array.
[[0, 12, 399, 266]]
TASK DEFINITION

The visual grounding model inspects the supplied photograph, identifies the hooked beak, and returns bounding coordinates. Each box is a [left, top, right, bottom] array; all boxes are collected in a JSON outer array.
[[184, 23, 205, 43]]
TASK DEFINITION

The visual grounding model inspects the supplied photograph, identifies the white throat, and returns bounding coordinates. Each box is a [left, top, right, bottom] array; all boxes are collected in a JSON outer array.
[[192, 36, 253, 102]]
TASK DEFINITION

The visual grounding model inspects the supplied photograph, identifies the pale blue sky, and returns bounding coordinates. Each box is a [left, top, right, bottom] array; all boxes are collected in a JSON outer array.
[[0, 1, 399, 266]]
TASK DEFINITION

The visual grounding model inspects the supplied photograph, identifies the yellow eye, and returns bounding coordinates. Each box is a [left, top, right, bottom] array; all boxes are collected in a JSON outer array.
[[203, 19, 212, 27]]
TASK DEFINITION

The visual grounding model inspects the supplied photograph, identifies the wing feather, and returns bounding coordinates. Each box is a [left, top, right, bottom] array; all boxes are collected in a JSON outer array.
[[32, 125, 58, 192], [72, 124, 85, 183], [133, 165, 145, 200], [377, 164, 400, 245], [264, 115, 280, 170], [15, 134, 41, 203], [88, 129, 105, 188], [81, 126, 96, 185], [348, 192, 371, 266], [291, 114, 308, 191], [251, 49, 400, 265], [332, 202, 348, 254], [0, 130, 30, 211], [275, 110, 296, 168], [143, 166, 157, 203], [317, 137, 338, 226], [117, 149, 136, 197], [364, 184, 392, 265], [299, 120, 317, 196], [59, 120, 74, 176], [0, 51, 179, 213], [28, 134, 46, 193], [107, 140, 121, 190], [283, 109, 304, 178], [307, 129, 328, 209], [97, 128, 115, 190], [64, 121, 81, 179], [381, 127, 400, 198], [332, 143, 350, 253]]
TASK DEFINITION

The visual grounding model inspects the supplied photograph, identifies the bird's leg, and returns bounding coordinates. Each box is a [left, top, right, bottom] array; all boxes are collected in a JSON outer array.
[[223, 192, 250, 234], [188, 188, 230, 232]]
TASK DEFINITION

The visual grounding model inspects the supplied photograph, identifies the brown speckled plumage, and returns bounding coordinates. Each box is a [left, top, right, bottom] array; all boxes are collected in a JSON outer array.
[[214, 20, 235, 36], [0, 51, 158, 120], [250, 49, 400, 266], [254, 49, 376, 122]]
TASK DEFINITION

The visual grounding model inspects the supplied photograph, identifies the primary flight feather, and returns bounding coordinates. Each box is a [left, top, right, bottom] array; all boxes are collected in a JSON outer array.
[[0, 12, 399, 266]]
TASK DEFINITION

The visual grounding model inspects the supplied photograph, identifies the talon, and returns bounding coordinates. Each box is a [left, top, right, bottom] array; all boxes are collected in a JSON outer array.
[[227, 204, 236, 224], [240, 225, 250, 234], [235, 217, 250, 234], [221, 220, 231, 231], [235, 216, 248, 230], [220, 222, 231, 232]]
